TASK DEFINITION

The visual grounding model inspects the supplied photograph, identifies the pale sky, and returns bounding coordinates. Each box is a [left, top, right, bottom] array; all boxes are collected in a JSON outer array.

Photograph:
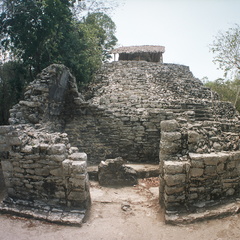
[[111, 0, 240, 81]]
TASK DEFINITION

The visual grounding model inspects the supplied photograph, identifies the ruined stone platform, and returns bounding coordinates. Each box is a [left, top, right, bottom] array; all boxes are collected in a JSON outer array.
[[165, 199, 240, 225], [0, 197, 87, 226], [87, 163, 159, 181]]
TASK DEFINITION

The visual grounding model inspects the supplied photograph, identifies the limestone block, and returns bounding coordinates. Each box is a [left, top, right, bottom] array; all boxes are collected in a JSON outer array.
[[21, 145, 33, 153], [35, 168, 50, 176], [8, 137, 21, 146], [68, 190, 87, 201], [13, 167, 25, 173], [191, 160, 204, 168], [164, 174, 186, 187], [0, 126, 13, 134], [217, 163, 224, 173], [69, 152, 87, 162], [19, 100, 41, 108], [190, 153, 229, 176], [62, 159, 73, 175], [39, 144, 49, 153], [190, 168, 204, 177], [0, 135, 7, 144], [72, 161, 87, 174], [161, 132, 181, 142], [48, 144, 66, 155], [50, 167, 63, 176], [69, 177, 85, 188], [55, 191, 65, 199], [188, 130, 200, 143], [213, 142, 222, 151], [160, 141, 181, 155], [1, 160, 13, 172], [223, 181, 234, 189], [165, 186, 185, 195], [68, 147, 79, 154], [160, 120, 179, 132], [26, 169, 35, 175], [226, 188, 235, 196], [188, 193, 198, 200], [25, 183, 33, 189], [227, 160, 236, 170], [48, 154, 66, 162], [74, 173, 86, 180], [27, 114, 39, 124], [204, 155, 219, 166], [164, 161, 186, 174], [164, 193, 185, 203], [204, 166, 217, 176], [232, 151, 240, 161]]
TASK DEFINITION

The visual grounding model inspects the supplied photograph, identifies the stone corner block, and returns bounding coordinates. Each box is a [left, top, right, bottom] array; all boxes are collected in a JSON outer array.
[[69, 152, 87, 161], [160, 120, 179, 132]]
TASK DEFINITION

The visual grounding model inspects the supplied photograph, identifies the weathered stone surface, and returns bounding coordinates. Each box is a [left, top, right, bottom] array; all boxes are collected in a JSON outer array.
[[164, 174, 186, 187], [188, 130, 200, 143], [164, 161, 186, 174], [69, 152, 87, 161], [1, 59, 240, 225], [0, 64, 90, 224], [161, 132, 181, 142], [190, 168, 204, 177], [98, 157, 138, 186], [48, 144, 66, 155], [160, 120, 179, 132]]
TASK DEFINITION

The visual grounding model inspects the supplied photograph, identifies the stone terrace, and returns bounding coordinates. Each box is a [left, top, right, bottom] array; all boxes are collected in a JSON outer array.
[[65, 61, 237, 165]]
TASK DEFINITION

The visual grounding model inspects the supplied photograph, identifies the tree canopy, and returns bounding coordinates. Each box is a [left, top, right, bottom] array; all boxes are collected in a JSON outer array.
[[0, 0, 117, 83], [204, 78, 240, 113], [0, 0, 118, 125], [210, 24, 240, 78], [208, 24, 240, 113]]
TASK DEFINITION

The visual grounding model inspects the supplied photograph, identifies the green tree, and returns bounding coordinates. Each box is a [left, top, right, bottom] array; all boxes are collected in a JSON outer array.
[[210, 24, 240, 78], [0, 0, 75, 77], [210, 24, 240, 108], [84, 12, 117, 62], [0, 0, 118, 125], [0, 0, 117, 84], [0, 61, 28, 124], [205, 78, 240, 112]]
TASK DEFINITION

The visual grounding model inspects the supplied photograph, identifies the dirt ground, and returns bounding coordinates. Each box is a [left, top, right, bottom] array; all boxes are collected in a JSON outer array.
[[1, 178, 240, 240]]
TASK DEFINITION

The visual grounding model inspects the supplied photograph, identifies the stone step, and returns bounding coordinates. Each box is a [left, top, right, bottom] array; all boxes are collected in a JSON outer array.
[[87, 163, 159, 181]]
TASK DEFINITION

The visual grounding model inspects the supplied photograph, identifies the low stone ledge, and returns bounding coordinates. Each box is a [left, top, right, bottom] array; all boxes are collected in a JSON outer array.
[[0, 197, 87, 226], [165, 200, 240, 225]]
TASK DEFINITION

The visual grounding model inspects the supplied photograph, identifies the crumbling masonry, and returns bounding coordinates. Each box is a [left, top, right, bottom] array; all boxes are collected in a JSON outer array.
[[0, 59, 240, 224]]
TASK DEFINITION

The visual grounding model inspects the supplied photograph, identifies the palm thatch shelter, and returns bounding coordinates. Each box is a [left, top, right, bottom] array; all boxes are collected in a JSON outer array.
[[112, 45, 165, 63]]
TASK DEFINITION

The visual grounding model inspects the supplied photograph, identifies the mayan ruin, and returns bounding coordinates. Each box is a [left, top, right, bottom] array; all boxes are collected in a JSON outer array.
[[0, 45, 240, 227]]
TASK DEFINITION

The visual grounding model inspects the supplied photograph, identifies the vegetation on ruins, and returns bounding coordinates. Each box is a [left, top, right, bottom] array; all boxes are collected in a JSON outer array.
[[0, 0, 118, 125], [210, 24, 240, 78], [208, 24, 240, 112], [205, 78, 240, 113]]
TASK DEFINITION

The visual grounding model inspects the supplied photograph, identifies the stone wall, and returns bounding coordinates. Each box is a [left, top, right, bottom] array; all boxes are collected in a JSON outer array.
[[0, 125, 90, 208], [1, 60, 240, 224], [159, 118, 240, 222], [0, 64, 90, 224], [64, 61, 238, 164]]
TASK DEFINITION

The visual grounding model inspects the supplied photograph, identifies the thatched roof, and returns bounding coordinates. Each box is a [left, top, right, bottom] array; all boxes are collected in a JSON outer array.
[[111, 45, 165, 54]]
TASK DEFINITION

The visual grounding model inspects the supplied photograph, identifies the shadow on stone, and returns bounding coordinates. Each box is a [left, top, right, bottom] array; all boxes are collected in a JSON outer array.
[[98, 157, 138, 187]]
